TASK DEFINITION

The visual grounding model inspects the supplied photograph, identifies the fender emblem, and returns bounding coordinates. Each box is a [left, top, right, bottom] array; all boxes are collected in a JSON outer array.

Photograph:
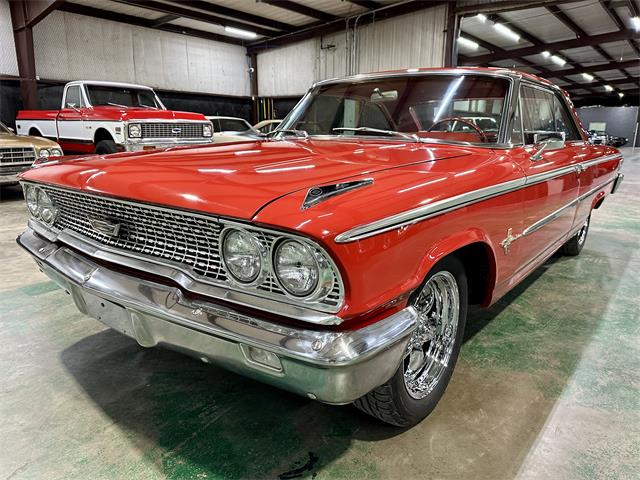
[[89, 218, 121, 237], [500, 228, 522, 255]]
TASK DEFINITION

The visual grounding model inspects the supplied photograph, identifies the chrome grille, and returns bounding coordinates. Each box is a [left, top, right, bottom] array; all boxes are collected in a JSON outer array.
[[36, 185, 343, 311], [139, 123, 205, 139], [0, 147, 36, 164]]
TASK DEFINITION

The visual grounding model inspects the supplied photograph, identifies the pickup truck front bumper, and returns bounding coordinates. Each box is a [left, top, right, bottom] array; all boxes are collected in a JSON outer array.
[[17, 228, 417, 404], [123, 138, 214, 152]]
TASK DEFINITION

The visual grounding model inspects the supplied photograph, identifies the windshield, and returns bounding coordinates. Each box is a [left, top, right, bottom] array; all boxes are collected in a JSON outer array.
[[282, 74, 510, 145], [85, 85, 163, 109]]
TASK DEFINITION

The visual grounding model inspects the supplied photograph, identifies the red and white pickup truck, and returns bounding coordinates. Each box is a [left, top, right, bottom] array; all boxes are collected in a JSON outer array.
[[16, 81, 214, 155]]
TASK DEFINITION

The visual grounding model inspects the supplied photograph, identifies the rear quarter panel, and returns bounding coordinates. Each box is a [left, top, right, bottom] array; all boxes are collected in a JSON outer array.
[[16, 110, 60, 139]]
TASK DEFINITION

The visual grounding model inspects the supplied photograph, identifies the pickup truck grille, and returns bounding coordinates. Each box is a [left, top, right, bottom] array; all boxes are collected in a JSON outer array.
[[36, 185, 343, 311], [140, 123, 205, 139], [0, 147, 36, 164]]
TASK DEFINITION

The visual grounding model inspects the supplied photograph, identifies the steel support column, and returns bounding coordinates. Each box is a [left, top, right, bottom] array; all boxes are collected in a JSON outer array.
[[444, 1, 459, 67], [249, 52, 259, 125]]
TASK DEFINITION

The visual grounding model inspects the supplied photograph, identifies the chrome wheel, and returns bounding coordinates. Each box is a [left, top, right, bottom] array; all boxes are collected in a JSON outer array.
[[403, 271, 460, 400], [577, 217, 589, 246]]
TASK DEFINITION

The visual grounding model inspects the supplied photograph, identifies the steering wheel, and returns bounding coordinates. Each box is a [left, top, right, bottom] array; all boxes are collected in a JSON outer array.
[[427, 117, 488, 143]]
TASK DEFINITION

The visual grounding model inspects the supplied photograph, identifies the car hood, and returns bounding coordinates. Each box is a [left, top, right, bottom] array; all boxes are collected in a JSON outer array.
[[91, 106, 207, 122], [21, 138, 471, 219], [0, 132, 59, 149]]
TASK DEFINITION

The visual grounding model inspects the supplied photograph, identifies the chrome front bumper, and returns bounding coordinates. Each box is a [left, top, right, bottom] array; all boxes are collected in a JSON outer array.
[[17, 228, 417, 404], [123, 138, 214, 152]]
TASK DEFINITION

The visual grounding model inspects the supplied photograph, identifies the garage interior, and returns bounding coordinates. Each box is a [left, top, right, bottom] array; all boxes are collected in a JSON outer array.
[[1, 0, 639, 479]]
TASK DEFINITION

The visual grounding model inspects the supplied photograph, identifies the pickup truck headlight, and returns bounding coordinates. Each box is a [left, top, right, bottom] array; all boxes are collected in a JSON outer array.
[[203, 123, 213, 137], [38, 148, 50, 159], [128, 124, 142, 138], [222, 229, 263, 283], [274, 240, 319, 296]]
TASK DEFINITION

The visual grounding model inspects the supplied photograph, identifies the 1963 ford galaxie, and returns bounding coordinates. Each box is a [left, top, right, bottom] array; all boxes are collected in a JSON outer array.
[[17, 68, 623, 426]]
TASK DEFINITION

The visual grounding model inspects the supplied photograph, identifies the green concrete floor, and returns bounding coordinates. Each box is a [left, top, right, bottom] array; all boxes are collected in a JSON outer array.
[[1, 148, 638, 480]]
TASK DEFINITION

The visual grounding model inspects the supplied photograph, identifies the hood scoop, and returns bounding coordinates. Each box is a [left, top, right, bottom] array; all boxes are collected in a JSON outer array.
[[302, 178, 374, 210]]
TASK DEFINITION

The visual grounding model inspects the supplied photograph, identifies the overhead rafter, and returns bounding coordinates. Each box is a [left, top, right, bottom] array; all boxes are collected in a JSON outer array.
[[545, 5, 635, 81], [150, 14, 179, 28], [599, 0, 640, 56], [249, 1, 446, 52], [173, 0, 295, 32], [546, 59, 640, 77], [348, 0, 382, 9], [564, 77, 640, 91], [261, 0, 338, 22], [57, 2, 245, 45], [461, 29, 638, 65], [112, 0, 281, 37], [455, 0, 585, 15]]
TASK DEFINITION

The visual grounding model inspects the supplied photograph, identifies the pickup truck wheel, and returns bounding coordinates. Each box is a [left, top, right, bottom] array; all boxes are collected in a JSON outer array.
[[562, 215, 590, 256], [354, 256, 468, 427], [95, 140, 118, 155]]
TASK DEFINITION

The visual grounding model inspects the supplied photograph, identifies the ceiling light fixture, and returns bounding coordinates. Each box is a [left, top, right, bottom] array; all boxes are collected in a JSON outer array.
[[541, 51, 551, 58], [457, 36, 479, 50], [224, 26, 257, 39], [581, 73, 594, 81], [476, 13, 487, 23], [618, 92, 625, 98], [550, 55, 566, 66], [604, 85, 613, 91], [493, 23, 520, 42], [631, 16, 640, 31]]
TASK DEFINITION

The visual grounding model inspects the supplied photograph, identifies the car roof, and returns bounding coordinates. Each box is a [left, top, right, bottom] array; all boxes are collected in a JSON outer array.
[[68, 80, 154, 90]]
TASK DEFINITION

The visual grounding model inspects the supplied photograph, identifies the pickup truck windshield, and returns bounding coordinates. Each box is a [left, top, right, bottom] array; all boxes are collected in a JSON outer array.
[[85, 85, 162, 109], [282, 74, 510, 145]]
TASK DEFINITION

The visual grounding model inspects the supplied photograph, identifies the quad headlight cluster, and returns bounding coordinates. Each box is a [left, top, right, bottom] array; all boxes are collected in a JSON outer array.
[[37, 147, 63, 159], [24, 184, 58, 225], [220, 227, 333, 300]]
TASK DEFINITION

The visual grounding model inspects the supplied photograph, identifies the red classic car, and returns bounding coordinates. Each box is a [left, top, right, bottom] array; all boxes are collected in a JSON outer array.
[[17, 68, 623, 427], [16, 81, 213, 155]]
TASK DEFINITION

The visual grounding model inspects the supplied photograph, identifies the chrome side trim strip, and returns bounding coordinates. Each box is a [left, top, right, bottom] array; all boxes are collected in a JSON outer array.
[[335, 153, 622, 243], [334, 177, 527, 243]]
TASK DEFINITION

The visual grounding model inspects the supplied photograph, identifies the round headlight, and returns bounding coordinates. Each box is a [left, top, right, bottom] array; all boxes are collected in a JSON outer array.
[[37, 188, 57, 225], [38, 148, 50, 159], [274, 240, 319, 297], [129, 124, 141, 138], [50, 148, 63, 157], [25, 185, 39, 216], [222, 229, 263, 283]]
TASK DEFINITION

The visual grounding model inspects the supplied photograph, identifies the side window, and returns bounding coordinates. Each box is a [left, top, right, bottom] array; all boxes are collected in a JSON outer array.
[[521, 85, 555, 144], [65, 86, 82, 108], [553, 94, 581, 140]]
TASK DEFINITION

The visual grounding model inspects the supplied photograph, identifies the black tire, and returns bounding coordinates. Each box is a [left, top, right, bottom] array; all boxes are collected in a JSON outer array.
[[562, 215, 590, 256], [95, 139, 118, 155], [354, 256, 468, 427]]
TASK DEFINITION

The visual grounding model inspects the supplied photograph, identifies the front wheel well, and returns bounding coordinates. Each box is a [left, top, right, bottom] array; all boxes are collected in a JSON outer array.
[[448, 242, 495, 306], [94, 128, 114, 144]]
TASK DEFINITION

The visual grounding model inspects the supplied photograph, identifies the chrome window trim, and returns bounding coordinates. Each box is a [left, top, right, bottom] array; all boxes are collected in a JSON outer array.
[[22, 182, 345, 320], [335, 153, 622, 243]]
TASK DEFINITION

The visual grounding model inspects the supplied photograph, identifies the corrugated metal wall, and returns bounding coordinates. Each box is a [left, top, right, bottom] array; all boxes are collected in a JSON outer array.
[[32, 11, 251, 96], [257, 5, 448, 97], [0, 0, 19, 76]]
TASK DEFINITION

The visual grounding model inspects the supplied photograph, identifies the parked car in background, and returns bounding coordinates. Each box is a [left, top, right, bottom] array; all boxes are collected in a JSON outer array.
[[588, 130, 608, 145], [206, 116, 262, 143], [0, 121, 62, 186], [607, 134, 628, 147], [16, 81, 213, 155], [18, 68, 623, 427], [254, 119, 282, 134]]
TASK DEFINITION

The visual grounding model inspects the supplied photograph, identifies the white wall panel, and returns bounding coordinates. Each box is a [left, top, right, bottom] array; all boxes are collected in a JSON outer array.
[[33, 11, 249, 96], [0, 0, 19, 76], [257, 5, 447, 96]]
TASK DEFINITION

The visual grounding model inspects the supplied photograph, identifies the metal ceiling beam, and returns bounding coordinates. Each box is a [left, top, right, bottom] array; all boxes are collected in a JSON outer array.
[[549, 59, 640, 77], [461, 30, 639, 65], [455, 0, 585, 15], [564, 77, 640, 91], [571, 86, 639, 97], [149, 14, 179, 28], [545, 5, 634, 80], [599, 0, 640, 57], [112, 0, 280, 37], [57, 2, 245, 45], [8, 0, 64, 29], [248, 1, 446, 52], [348, 0, 382, 9], [261, 0, 338, 22], [174, 0, 295, 32]]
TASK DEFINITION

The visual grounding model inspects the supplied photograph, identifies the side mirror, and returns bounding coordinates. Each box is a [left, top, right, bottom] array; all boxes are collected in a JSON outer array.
[[531, 133, 565, 161]]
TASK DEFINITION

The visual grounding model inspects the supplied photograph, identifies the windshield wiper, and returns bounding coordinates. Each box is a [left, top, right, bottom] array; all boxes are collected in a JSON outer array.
[[265, 129, 309, 139], [332, 127, 420, 142], [106, 102, 129, 108], [138, 105, 158, 109]]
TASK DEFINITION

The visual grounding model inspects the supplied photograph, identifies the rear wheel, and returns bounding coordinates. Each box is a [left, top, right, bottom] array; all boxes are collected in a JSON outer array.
[[562, 215, 590, 256], [95, 140, 118, 155], [354, 256, 468, 427]]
